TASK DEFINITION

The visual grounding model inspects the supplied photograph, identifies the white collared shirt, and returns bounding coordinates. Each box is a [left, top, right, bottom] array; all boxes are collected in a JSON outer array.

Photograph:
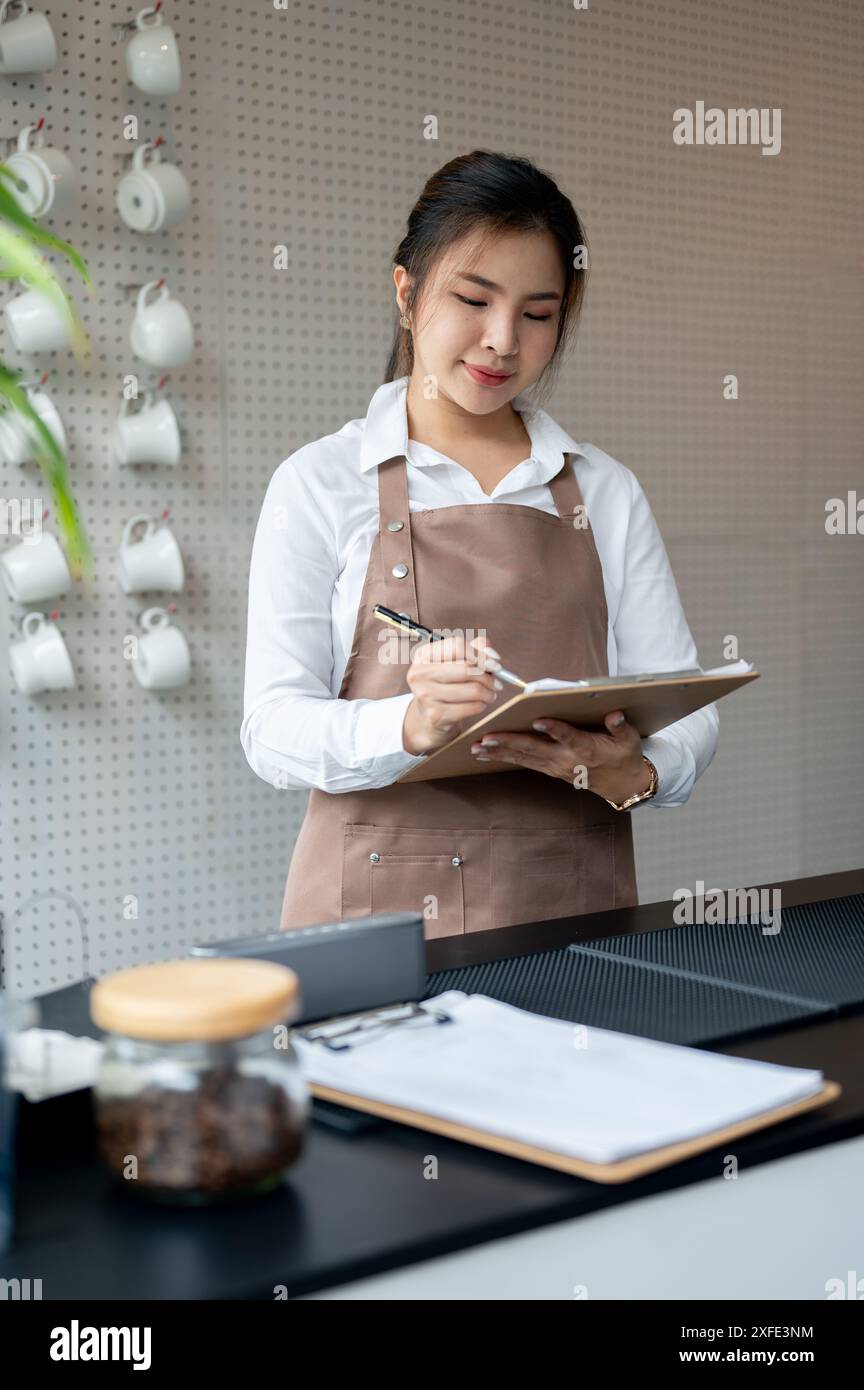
[[241, 376, 718, 807]]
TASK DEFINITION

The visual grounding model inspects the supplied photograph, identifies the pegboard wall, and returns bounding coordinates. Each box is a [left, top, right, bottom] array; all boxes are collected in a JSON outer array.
[[1, 0, 862, 998]]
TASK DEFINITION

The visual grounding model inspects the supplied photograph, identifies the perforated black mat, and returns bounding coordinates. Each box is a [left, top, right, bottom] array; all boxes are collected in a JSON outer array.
[[582, 892, 864, 1009], [423, 892, 864, 1047]]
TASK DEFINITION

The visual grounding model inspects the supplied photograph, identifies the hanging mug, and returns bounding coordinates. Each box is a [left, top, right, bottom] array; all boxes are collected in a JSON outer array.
[[112, 391, 181, 467], [10, 611, 75, 694], [116, 141, 191, 233], [124, 6, 182, 95], [0, 530, 71, 602], [0, 0, 58, 75], [4, 277, 75, 354], [132, 607, 190, 689], [129, 281, 194, 368], [0, 385, 66, 465], [3, 125, 76, 219], [118, 514, 184, 593]]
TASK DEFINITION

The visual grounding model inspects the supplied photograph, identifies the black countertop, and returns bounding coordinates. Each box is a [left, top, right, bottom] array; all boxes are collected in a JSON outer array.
[[4, 869, 863, 1300]]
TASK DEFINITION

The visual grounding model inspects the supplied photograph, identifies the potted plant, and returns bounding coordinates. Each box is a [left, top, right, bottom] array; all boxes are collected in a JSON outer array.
[[0, 163, 94, 579]]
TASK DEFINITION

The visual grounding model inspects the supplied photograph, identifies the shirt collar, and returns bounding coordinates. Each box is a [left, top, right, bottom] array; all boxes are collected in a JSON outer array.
[[358, 375, 587, 478]]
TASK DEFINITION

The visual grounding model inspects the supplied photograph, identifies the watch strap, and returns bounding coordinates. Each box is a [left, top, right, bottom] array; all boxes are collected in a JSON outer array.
[[602, 755, 658, 811]]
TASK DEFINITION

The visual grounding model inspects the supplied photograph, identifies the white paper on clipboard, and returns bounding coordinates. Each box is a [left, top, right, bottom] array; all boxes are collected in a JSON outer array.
[[294, 989, 823, 1167]]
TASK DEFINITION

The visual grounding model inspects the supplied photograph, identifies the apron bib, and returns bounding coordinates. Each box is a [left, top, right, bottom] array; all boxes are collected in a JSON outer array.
[[280, 451, 637, 937]]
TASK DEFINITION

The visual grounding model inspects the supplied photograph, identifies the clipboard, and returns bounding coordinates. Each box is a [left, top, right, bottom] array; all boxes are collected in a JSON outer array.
[[308, 1078, 841, 1184], [295, 995, 838, 1185], [397, 667, 760, 783]]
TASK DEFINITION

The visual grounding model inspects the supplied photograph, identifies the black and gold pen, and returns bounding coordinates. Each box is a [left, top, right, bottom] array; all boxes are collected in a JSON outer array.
[[372, 604, 526, 688]]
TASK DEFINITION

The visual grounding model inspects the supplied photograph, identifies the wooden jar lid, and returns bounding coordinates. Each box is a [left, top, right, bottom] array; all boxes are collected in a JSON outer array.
[[90, 958, 300, 1042]]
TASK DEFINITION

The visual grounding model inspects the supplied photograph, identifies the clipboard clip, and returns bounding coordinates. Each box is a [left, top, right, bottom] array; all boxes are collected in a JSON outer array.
[[294, 1000, 453, 1052]]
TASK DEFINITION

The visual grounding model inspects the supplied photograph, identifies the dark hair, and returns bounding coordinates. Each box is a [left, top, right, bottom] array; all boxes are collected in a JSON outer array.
[[384, 149, 589, 405]]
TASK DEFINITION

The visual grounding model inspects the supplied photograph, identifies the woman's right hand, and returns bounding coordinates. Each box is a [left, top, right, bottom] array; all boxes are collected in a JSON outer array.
[[402, 634, 504, 755]]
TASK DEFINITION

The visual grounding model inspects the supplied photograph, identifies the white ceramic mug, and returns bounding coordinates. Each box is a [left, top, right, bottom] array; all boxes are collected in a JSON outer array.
[[118, 514, 184, 593], [129, 281, 194, 368], [116, 141, 191, 233], [4, 277, 75, 353], [0, 385, 66, 464], [112, 391, 181, 467], [0, 530, 71, 602], [10, 610, 75, 694], [133, 607, 191, 689], [0, 0, 57, 75], [125, 6, 182, 96], [3, 125, 76, 218]]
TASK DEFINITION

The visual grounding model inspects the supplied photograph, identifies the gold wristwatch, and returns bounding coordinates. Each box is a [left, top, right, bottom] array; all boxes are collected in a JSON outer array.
[[601, 756, 658, 811]]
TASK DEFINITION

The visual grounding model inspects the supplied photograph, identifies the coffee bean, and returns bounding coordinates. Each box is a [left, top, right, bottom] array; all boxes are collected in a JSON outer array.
[[94, 1064, 305, 1200]]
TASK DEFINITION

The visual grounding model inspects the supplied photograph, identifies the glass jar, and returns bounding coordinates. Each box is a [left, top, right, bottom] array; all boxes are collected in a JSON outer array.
[[90, 958, 308, 1204]]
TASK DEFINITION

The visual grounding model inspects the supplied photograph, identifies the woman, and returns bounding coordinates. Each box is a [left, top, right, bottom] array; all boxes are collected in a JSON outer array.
[[241, 150, 719, 938]]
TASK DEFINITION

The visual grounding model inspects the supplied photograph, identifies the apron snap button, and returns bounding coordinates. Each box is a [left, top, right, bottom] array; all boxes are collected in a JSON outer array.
[[391, 563, 409, 579], [451, 855, 463, 867], [386, 520, 404, 532], [369, 852, 380, 863]]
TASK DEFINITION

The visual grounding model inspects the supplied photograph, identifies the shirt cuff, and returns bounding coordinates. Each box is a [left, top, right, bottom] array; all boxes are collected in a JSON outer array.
[[638, 734, 688, 809], [352, 691, 429, 784]]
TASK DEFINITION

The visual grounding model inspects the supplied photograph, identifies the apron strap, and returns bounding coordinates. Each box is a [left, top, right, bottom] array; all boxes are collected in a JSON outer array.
[[547, 452, 588, 519], [376, 455, 420, 621]]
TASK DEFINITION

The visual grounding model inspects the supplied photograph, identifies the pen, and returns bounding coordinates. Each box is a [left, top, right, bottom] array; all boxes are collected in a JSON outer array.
[[372, 604, 527, 688]]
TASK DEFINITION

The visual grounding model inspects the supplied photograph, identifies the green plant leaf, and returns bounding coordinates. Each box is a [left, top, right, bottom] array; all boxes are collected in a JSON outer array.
[[0, 166, 94, 291], [0, 167, 94, 576], [0, 363, 93, 579]]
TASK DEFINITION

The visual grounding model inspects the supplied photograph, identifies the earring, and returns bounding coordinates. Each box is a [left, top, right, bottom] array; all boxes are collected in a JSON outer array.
[[400, 308, 411, 329]]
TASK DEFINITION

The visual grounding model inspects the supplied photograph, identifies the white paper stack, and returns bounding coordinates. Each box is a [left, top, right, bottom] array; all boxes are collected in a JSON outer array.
[[295, 991, 823, 1166], [522, 659, 755, 694]]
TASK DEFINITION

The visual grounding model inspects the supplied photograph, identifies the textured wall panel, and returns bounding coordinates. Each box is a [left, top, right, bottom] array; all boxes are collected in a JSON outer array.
[[2, 0, 862, 996]]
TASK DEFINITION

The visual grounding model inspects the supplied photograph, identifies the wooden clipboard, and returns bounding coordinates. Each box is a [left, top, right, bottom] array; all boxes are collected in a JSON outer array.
[[310, 1077, 840, 1184], [398, 668, 760, 783]]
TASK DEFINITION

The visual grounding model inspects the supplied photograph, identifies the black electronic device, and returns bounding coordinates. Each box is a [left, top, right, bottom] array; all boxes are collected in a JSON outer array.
[[189, 911, 426, 1025]]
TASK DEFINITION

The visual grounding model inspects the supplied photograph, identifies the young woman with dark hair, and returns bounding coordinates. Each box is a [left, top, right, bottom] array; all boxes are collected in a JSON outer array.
[[242, 149, 718, 937]]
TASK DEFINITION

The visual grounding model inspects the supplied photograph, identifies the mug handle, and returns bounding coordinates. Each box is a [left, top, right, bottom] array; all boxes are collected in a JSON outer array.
[[132, 140, 159, 171], [136, 6, 164, 30], [22, 610, 46, 638], [140, 606, 169, 631], [118, 388, 156, 419], [17, 125, 42, 153], [121, 513, 154, 548], [136, 280, 168, 314], [0, 0, 30, 23]]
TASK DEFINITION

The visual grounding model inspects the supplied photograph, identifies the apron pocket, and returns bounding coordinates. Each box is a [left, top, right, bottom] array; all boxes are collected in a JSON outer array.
[[342, 824, 466, 939], [490, 825, 616, 928]]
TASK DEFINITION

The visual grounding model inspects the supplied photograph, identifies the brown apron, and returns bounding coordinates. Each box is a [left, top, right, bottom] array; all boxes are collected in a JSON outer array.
[[279, 451, 638, 937]]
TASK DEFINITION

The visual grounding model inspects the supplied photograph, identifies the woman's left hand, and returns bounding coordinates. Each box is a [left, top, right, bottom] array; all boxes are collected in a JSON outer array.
[[470, 710, 653, 804]]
